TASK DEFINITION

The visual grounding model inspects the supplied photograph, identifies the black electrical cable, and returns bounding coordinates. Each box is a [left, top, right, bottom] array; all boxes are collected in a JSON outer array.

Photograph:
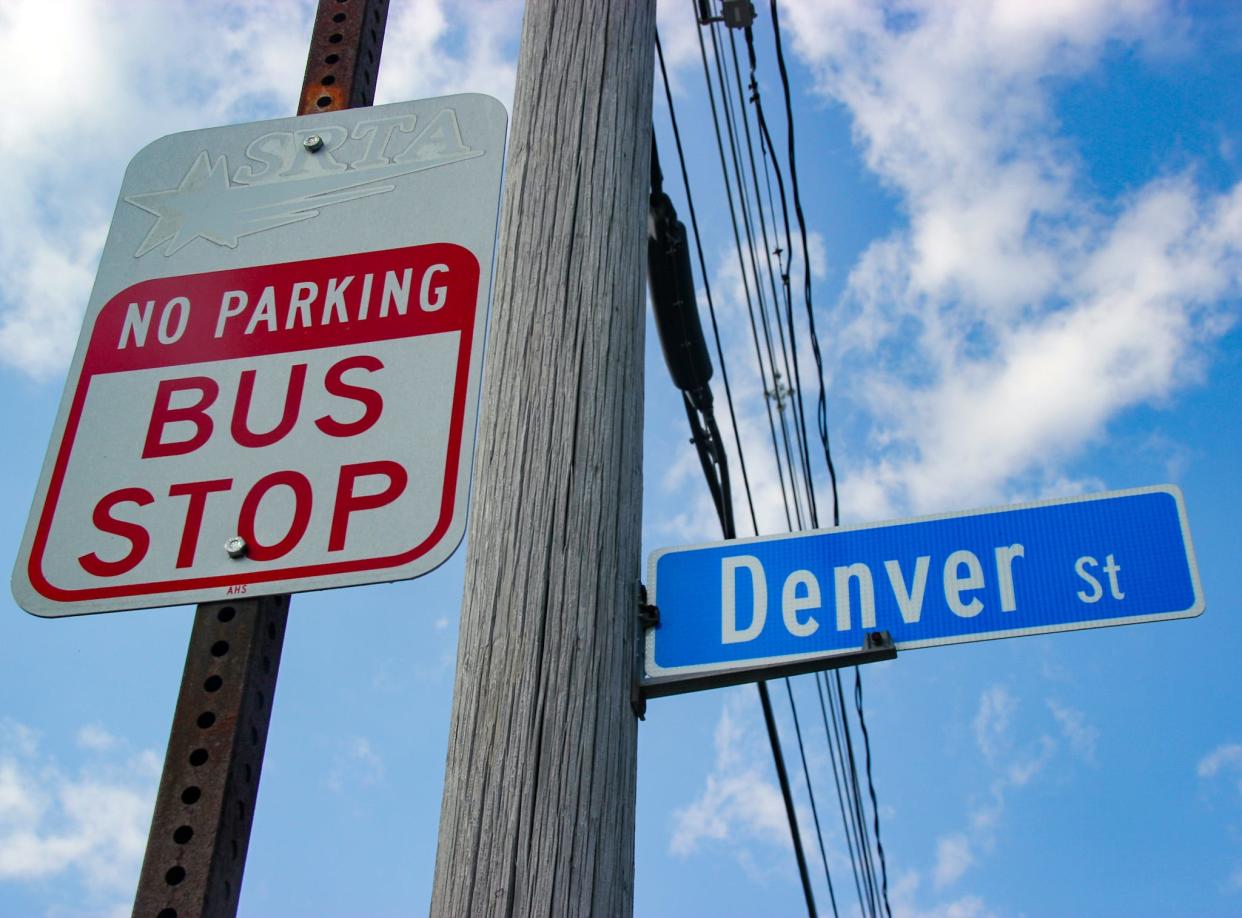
[[656, 30, 760, 535], [767, 0, 840, 528], [784, 679, 840, 916], [712, 21, 854, 911], [707, 19, 807, 531], [856, 668, 891, 918], [659, 9, 894, 917], [835, 668, 881, 916], [656, 28, 817, 918], [693, 9, 798, 532], [728, 19, 892, 918], [697, 8, 887, 915], [740, 24, 819, 534], [725, 25, 818, 525], [815, 671, 870, 915], [764, 4, 893, 914]]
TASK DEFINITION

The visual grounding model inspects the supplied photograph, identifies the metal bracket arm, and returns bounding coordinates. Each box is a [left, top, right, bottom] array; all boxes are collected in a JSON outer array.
[[636, 630, 897, 702]]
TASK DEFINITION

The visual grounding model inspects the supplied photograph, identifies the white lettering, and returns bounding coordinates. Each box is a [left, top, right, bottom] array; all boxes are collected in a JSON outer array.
[[722, 555, 767, 644], [245, 286, 278, 334], [781, 570, 820, 637], [216, 291, 248, 338], [834, 563, 875, 631], [884, 556, 929, 624], [286, 282, 318, 329], [393, 109, 472, 163], [156, 297, 190, 344], [419, 264, 449, 312], [994, 544, 1024, 613], [120, 300, 154, 349], [322, 276, 353, 324], [358, 273, 374, 320], [1103, 553, 1124, 600], [944, 550, 984, 618], [351, 114, 417, 169], [233, 132, 291, 184], [379, 269, 411, 317], [1075, 556, 1103, 603]]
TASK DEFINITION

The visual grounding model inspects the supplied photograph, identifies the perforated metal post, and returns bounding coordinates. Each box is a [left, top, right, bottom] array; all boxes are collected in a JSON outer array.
[[299, 0, 390, 114], [132, 597, 288, 918], [131, 4, 388, 915]]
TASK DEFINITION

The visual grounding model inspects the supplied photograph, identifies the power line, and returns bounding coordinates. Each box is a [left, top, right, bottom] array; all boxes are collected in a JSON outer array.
[[693, 10, 798, 533], [724, 23, 818, 525], [766, 0, 841, 527], [685, 6, 875, 915], [654, 29, 819, 918], [731, 24, 888, 913], [784, 678, 840, 916], [655, 5, 895, 916]]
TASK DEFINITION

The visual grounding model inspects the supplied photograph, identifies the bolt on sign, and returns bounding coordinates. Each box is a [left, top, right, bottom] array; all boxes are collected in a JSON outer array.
[[13, 95, 507, 616]]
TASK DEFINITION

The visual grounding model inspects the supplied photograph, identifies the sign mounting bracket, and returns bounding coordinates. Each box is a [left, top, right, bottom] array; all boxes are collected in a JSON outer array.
[[633, 578, 897, 705]]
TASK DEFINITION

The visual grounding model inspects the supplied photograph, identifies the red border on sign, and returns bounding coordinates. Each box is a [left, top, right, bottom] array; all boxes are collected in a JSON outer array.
[[28, 243, 480, 603]]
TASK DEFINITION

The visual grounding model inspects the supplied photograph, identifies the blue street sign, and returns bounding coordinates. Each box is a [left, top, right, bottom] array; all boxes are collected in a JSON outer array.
[[645, 486, 1203, 686]]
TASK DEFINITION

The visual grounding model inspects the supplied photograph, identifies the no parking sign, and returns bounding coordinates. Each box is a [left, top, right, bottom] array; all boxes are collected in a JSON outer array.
[[13, 94, 507, 616]]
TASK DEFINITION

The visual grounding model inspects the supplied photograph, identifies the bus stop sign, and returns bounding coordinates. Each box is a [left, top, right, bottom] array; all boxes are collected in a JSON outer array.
[[13, 94, 507, 617]]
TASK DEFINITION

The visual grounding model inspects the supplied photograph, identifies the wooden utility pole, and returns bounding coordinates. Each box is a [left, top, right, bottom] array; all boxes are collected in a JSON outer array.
[[431, 1, 656, 914], [131, 3, 389, 915]]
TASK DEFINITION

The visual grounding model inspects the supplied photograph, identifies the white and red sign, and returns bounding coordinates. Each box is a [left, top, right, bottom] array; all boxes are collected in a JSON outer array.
[[14, 95, 507, 616]]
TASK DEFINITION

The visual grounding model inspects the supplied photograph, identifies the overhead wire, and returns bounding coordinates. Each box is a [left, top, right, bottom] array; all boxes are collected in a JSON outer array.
[[691, 4, 875, 914], [815, 669, 870, 914], [655, 30, 759, 535], [706, 6, 875, 913], [764, 1, 892, 911], [706, 15, 859, 910], [724, 24, 818, 525], [654, 29, 819, 918], [706, 19, 807, 529], [693, 8, 799, 533], [654, 3, 895, 916]]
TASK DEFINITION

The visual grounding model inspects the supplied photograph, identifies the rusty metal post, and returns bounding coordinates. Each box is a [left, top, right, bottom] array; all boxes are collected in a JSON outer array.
[[131, 3, 389, 916], [131, 597, 289, 918], [299, 0, 391, 114]]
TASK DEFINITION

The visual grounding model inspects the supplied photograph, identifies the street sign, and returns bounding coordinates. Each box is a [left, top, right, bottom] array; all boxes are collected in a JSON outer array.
[[644, 486, 1203, 688], [13, 95, 507, 617]]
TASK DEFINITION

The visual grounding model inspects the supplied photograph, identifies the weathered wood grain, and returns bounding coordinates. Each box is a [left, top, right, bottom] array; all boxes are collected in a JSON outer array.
[[429, 1, 655, 915]]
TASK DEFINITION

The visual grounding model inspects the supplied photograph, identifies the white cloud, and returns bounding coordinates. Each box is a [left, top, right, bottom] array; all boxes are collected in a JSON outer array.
[[933, 833, 973, 888], [0, 719, 156, 908], [0, 0, 522, 381], [890, 868, 997, 918], [972, 685, 1015, 763], [1198, 742, 1242, 798], [1198, 743, 1242, 892], [1198, 743, 1242, 779], [669, 692, 789, 856], [1006, 735, 1054, 787], [775, 0, 1242, 519], [0, 0, 313, 379], [1047, 700, 1098, 764], [327, 735, 386, 792], [376, 0, 520, 108], [931, 686, 1071, 888], [75, 725, 118, 753], [655, 0, 702, 93]]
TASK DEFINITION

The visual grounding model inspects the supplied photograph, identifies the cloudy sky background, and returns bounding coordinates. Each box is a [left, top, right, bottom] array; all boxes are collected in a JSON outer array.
[[2, 0, 1240, 915]]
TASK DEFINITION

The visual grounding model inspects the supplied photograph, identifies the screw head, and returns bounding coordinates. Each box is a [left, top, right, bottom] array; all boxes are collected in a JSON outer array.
[[302, 134, 324, 152], [224, 537, 247, 559]]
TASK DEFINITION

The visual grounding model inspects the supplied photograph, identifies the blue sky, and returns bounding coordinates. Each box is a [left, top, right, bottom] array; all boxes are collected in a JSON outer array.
[[2, 1, 1241, 916]]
